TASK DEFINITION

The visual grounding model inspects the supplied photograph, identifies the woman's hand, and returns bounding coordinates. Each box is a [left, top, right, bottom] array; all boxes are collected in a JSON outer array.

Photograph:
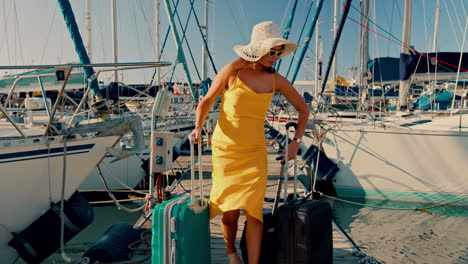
[[188, 127, 202, 143], [281, 141, 300, 163]]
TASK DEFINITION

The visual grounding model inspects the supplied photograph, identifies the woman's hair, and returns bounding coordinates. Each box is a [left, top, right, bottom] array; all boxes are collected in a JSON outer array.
[[265, 67, 276, 74]]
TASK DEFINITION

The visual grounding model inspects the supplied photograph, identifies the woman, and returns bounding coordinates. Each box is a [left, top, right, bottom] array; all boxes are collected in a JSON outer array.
[[189, 21, 309, 264]]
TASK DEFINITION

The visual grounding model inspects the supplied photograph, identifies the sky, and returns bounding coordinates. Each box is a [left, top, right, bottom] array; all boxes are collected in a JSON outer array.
[[0, 0, 467, 86]]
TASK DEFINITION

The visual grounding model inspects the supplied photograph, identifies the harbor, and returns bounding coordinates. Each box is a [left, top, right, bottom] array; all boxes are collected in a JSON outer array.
[[1, 0, 467, 263]]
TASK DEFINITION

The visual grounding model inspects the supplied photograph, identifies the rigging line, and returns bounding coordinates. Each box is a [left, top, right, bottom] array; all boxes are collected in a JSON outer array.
[[449, 0, 464, 35], [386, 0, 396, 55], [136, 0, 155, 51], [347, 16, 468, 72], [350, 4, 403, 49], [188, 0, 218, 74], [422, 0, 433, 84], [450, 16, 468, 114], [279, 0, 294, 29], [12, 0, 24, 65], [371, 0, 386, 93], [224, 0, 248, 43], [132, 3, 145, 63], [39, 4, 58, 64], [97, 1, 107, 62], [170, 0, 202, 81], [460, 0, 468, 18], [149, 0, 182, 86], [236, 0, 250, 41], [2, 0, 12, 65], [323, 194, 468, 215], [442, 0, 461, 48], [284, 0, 314, 78]]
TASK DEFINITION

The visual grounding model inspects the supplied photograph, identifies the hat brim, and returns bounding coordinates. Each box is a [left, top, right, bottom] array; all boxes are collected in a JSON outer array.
[[234, 38, 299, 62]]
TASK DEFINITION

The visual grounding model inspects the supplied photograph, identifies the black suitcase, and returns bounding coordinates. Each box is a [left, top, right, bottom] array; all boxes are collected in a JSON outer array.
[[274, 198, 333, 264], [240, 127, 333, 264], [240, 198, 332, 264]]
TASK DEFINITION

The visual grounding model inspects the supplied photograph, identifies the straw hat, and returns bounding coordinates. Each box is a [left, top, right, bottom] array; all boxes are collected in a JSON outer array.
[[233, 21, 299, 62]]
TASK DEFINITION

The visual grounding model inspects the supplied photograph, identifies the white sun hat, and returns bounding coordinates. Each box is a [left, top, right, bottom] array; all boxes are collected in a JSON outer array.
[[233, 21, 299, 62]]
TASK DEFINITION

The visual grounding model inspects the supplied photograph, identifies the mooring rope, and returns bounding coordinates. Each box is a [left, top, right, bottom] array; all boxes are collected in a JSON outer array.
[[96, 165, 146, 213], [323, 194, 468, 215]]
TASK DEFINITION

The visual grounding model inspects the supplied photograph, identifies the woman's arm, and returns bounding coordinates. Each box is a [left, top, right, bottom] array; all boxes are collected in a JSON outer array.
[[275, 74, 310, 159], [189, 58, 252, 141]]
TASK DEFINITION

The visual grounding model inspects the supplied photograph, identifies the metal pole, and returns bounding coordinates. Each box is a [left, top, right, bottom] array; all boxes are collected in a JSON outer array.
[[149, 0, 161, 208], [202, 0, 209, 81], [359, 0, 369, 110], [86, 0, 92, 60], [111, 0, 118, 83], [314, 1, 320, 99], [331, 0, 338, 104], [397, 0, 412, 111]]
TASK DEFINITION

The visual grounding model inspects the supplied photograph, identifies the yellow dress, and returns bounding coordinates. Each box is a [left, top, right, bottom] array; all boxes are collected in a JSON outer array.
[[209, 73, 275, 222]]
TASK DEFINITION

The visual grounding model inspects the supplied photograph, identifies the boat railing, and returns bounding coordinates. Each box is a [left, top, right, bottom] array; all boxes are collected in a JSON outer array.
[[0, 61, 171, 138]]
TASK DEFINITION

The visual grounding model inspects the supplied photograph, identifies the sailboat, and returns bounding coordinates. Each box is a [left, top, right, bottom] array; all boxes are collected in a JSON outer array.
[[302, 0, 468, 205], [0, 0, 173, 262]]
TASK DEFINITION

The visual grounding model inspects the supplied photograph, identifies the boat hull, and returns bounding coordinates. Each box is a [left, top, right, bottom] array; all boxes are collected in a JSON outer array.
[[0, 135, 119, 263], [317, 125, 468, 204]]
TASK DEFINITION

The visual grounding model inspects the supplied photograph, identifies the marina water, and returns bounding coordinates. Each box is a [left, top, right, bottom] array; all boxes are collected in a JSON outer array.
[[329, 197, 468, 264]]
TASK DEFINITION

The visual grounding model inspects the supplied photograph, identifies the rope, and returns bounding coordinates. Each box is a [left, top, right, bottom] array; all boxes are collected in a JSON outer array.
[[323, 194, 468, 215], [126, 230, 152, 264], [100, 161, 147, 195], [332, 222, 382, 264], [89, 198, 146, 205], [96, 165, 146, 213], [60, 136, 73, 262]]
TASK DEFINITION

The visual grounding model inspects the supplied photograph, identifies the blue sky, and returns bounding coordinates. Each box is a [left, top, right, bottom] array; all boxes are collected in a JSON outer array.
[[0, 0, 467, 85]]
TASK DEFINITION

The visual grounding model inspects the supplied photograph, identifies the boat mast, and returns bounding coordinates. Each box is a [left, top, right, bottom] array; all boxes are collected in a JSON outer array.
[[85, 0, 92, 60], [397, 0, 412, 112], [290, 0, 325, 84], [331, 0, 338, 104], [432, 0, 440, 52], [314, 15, 320, 99], [111, 0, 118, 83], [162, 0, 196, 100], [149, 0, 160, 208], [359, 0, 369, 110], [201, 0, 209, 81], [155, 0, 161, 84], [432, 0, 440, 82], [276, 0, 298, 72]]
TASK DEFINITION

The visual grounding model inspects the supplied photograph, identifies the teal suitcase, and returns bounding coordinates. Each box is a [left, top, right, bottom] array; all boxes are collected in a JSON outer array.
[[152, 140, 210, 264]]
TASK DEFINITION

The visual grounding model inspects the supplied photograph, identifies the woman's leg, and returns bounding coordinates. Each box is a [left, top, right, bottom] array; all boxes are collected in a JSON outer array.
[[245, 211, 263, 264], [222, 210, 240, 254]]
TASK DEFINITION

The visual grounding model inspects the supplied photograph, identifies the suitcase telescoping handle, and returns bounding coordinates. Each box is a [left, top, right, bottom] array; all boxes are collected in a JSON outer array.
[[189, 138, 209, 214], [272, 124, 299, 215]]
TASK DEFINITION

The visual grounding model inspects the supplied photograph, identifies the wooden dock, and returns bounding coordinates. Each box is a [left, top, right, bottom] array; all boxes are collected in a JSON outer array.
[[157, 146, 362, 264]]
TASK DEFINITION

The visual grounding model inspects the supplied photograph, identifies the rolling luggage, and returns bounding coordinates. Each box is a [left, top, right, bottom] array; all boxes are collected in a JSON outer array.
[[151, 139, 210, 264], [241, 127, 333, 264]]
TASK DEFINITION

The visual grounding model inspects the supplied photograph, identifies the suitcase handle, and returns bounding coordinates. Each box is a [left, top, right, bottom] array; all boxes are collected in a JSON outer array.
[[272, 125, 299, 215], [189, 138, 209, 214]]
